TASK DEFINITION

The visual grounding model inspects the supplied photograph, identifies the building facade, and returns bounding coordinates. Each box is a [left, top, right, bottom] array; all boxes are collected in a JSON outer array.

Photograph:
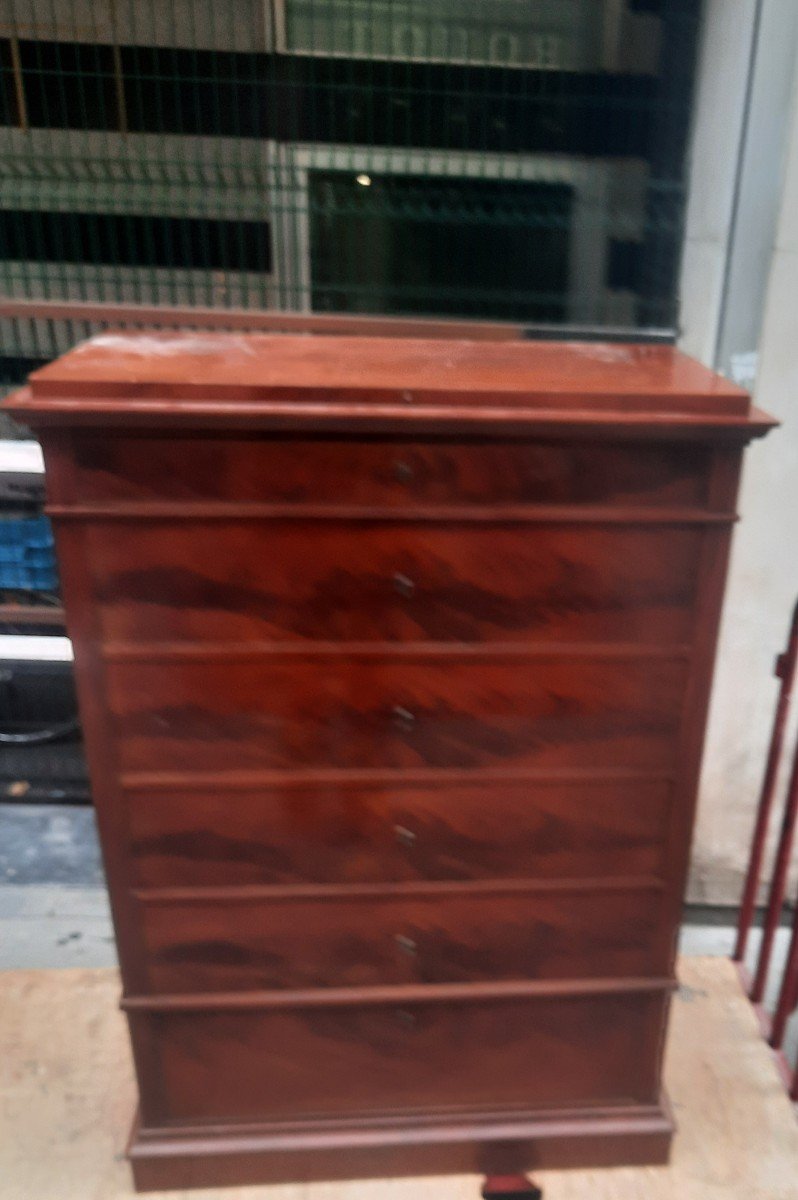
[[1, 0, 797, 904], [1, 0, 702, 379]]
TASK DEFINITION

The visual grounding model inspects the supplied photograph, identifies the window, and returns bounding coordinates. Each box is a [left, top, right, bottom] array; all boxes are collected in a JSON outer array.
[[309, 170, 572, 321], [0, 0, 704, 341], [277, 0, 658, 73]]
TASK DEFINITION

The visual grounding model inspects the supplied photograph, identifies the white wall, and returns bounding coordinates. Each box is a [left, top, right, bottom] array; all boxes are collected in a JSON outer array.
[[689, 53, 798, 904], [679, 0, 758, 366]]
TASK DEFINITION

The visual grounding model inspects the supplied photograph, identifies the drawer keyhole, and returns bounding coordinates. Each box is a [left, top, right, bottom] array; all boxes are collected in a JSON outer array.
[[394, 460, 414, 484], [394, 1009, 417, 1028], [391, 705, 416, 732], [394, 933, 418, 957], [393, 572, 415, 599], [394, 824, 417, 848]]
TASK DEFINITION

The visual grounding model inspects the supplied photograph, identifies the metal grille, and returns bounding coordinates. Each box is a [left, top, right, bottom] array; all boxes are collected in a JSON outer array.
[[0, 0, 703, 389]]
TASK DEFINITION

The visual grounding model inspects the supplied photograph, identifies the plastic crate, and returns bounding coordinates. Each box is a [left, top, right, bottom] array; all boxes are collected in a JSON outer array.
[[0, 516, 58, 591]]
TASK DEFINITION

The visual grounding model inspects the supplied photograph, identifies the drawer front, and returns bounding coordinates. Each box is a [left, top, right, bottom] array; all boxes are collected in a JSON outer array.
[[127, 778, 673, 888], [140, 887, 669, 993], [69, 433, 711, 509], [135, 991, 667, 1124], [109, 657, 687, 774], [88, 521, 702, 646]]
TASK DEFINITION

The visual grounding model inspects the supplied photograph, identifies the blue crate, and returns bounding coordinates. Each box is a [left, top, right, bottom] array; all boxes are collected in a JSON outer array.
[[0, 516, 58, 590]]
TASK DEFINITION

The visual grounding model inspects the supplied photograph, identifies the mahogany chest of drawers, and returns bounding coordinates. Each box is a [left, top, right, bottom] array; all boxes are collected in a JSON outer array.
[[6, 334, 773, 1191]]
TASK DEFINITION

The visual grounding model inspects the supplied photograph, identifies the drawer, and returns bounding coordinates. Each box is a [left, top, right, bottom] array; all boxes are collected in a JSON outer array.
[[134, 990, 667, 1124], [88, 521, 703, 646], [108, 655, 687, 774], [127, 777, 673, 888], [68, 432, 711, 509], [139, 886, 669, 993]]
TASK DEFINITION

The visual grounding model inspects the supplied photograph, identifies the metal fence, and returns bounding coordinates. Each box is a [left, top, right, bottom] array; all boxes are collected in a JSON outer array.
[[734, 600, 798, 1098], [0, 0, 703, 389]]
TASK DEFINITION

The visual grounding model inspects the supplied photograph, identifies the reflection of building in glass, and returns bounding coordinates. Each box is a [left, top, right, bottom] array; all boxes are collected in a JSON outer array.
[[0, 1, 702, 384], [278, 0, 661, 73]]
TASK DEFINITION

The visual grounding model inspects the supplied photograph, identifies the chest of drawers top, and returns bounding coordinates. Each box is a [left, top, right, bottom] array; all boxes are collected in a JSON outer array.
[[11, 331, 765, 436]]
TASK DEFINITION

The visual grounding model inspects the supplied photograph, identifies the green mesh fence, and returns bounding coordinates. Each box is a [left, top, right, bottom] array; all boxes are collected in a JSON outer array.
[[0, 0, 703, 389]]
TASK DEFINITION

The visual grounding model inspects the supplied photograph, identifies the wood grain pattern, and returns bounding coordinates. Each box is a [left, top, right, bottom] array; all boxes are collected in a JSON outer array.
[[122, 975, 675, 1011], [107, 655, 688, 774], [136, 990, 668, 1125], [126, 777, 674, 888], [138, 886, 668, 994], [86, 521, 703, 646], [65, 434, 712, 509], [48, 502, 737, 525], [26, 335, 750, 414], [128, 1107, 674, 1189]]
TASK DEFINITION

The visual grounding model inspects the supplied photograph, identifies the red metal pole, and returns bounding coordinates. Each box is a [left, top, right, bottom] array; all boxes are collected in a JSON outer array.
[[768, 875, 798, 1049], [734, 600, 798, 964], [750, 724, 798, 1003]]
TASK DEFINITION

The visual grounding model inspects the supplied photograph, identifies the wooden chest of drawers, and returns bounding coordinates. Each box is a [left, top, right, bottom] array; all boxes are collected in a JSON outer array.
[[6, 334, 773, 1191]]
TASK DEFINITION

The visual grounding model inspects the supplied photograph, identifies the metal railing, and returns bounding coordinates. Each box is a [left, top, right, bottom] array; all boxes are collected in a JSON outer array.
[[734, 600, 798, 1099]]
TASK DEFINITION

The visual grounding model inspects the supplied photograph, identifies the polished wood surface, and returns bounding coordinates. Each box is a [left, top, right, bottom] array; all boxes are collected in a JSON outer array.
[[135, 991, 667, 1126], [87, 521, 703, 646], [126, 777, 673, 887], [2, 335, 773, 1189], [67, 434, 713, 507], [138, 885, 668, 993], [27, 334, 748, 412], [107, 655, 687, 773]]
